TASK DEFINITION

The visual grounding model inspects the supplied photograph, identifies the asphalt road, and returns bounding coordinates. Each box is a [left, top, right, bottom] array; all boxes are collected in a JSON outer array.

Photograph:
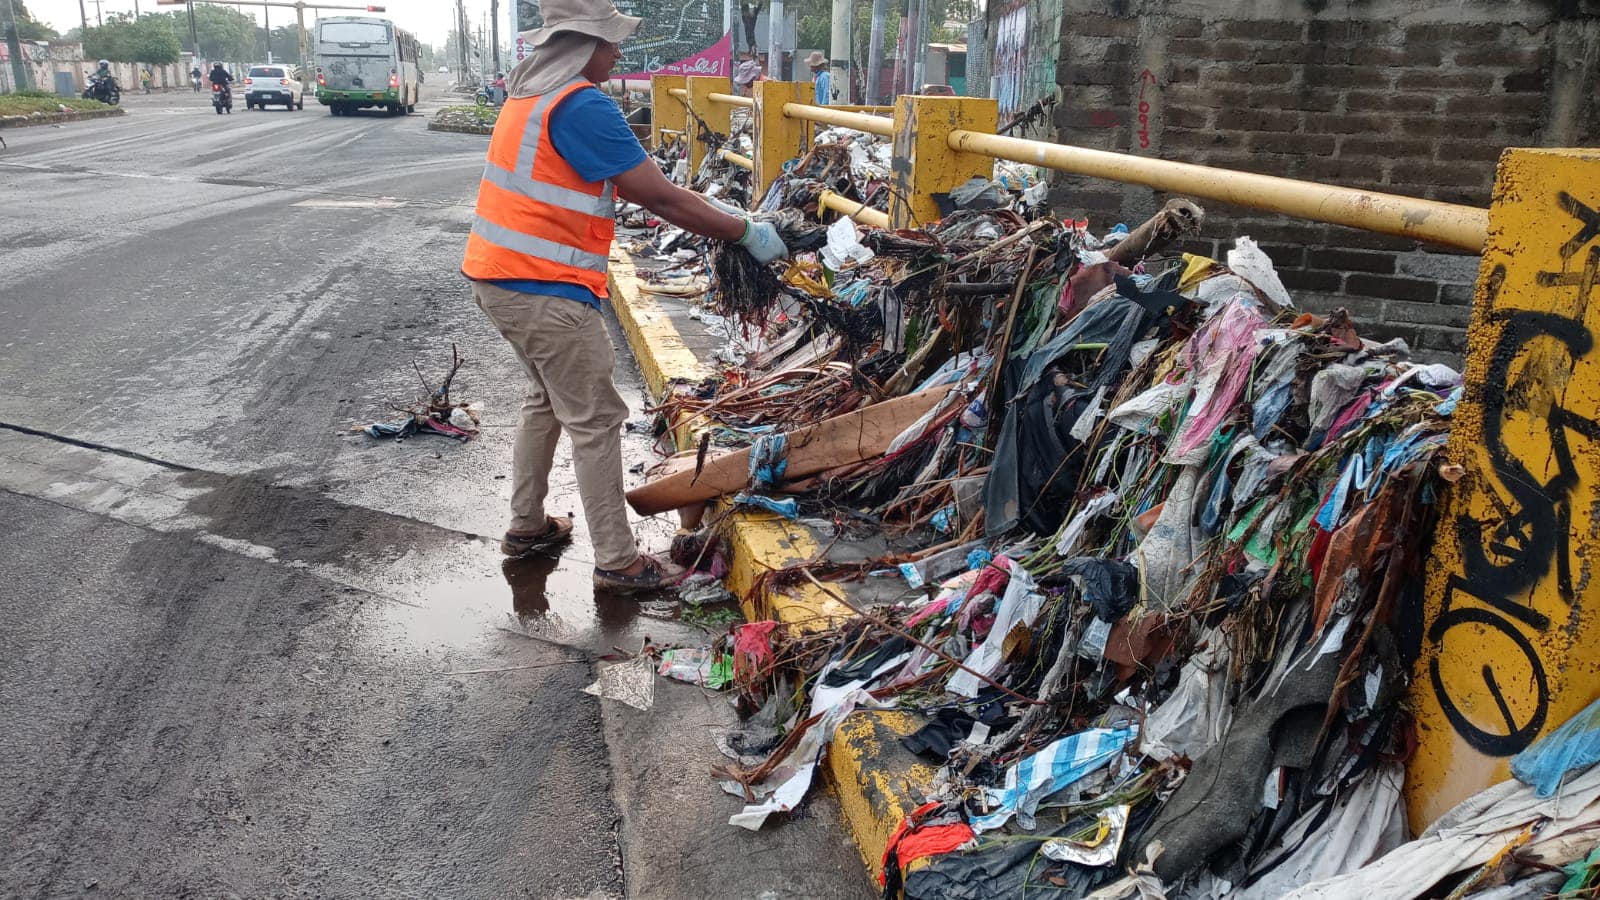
[[0, 88, 868, 899]]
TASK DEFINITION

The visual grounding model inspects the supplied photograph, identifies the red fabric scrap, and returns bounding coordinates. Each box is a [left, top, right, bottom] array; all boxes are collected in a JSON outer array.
[[878, 802, 976, 886], [732, 620, 778, 682]]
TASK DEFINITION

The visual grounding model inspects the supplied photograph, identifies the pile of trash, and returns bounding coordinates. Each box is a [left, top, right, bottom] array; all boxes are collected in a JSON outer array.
[[354, 344, 481, 441], [602, 124, 1600, 899]]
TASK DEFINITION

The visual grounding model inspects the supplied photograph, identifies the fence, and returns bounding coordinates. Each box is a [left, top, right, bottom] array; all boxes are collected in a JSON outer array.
[[649, 73, 1490, 254], [638, 71, 1600, 833], [0, 41, 188, 96]]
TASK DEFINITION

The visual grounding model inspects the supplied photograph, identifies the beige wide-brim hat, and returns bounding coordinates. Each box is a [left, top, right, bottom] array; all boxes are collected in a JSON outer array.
[[524, 0, 642, 48], [805, 50, 826, 67]]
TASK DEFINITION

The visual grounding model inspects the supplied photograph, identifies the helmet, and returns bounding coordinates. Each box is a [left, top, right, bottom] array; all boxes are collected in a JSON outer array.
[[97, 59, 109, 68], [213, 61, 223, 68]]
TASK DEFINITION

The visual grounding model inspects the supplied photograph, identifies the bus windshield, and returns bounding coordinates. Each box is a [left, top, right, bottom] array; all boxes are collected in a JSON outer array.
[[319, 21, 389, 45]]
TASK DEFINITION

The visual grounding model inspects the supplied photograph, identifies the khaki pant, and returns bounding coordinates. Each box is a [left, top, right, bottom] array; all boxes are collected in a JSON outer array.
[[473, 282, 637, 571]]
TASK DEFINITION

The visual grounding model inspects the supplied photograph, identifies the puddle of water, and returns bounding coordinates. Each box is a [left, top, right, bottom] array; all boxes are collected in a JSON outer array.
[[339, 535, 713, 663]]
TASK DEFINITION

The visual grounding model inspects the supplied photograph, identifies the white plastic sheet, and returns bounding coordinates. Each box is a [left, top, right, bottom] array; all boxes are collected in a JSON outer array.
[[947, 566, 1044, 698], [1141, 628, 1232, 763]]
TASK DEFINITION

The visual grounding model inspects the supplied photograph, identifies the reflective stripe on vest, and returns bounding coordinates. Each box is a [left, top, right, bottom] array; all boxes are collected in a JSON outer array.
[[462, 79, 617, 289]]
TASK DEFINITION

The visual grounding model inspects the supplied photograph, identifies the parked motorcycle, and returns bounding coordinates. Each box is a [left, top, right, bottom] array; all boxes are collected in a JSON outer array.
[[82, 73, 120, 106], [211, 82, 232, 115]]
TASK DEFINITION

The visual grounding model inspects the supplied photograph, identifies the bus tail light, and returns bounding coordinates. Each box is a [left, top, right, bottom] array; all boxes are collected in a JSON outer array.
[[389, 70, 398, 89], [316, 67, 325, 86]]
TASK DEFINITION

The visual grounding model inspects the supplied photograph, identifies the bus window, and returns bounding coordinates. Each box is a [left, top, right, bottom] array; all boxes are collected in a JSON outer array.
[[320, 21, 389, 44]]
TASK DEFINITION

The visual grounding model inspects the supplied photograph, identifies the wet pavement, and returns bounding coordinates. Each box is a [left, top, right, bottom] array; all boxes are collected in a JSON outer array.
[[0, 87, 869, 898]]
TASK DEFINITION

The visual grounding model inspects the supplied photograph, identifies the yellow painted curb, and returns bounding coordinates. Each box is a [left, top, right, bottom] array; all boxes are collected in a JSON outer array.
[[609, 243, 929, 884], [607, 245, 710, 397], [829, 710, 941, 880]]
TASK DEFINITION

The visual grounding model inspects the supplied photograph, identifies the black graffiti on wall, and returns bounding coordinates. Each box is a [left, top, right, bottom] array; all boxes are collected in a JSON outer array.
[[1429, 191, 1600, 756]]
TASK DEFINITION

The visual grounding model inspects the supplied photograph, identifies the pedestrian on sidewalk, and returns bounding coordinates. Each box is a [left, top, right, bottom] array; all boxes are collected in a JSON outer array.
[[462, 0, 790, 593], [806, 51, 830, 105]]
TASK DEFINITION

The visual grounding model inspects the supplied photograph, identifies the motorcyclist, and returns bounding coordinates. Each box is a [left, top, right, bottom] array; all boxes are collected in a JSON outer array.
[[86, 60, 116, 101], [209, 62, 233, 86]]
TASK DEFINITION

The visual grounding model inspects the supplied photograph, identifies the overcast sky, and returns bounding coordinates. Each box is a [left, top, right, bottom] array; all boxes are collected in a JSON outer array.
[[27, 0, 510, 48]]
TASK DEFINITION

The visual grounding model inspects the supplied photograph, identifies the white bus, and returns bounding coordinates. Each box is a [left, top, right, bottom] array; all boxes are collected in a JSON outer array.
[[313, 15, 421, 116]]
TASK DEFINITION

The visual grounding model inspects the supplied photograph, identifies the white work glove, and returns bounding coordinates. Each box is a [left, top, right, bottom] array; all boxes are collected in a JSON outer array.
[[737, 220, 789, 264]]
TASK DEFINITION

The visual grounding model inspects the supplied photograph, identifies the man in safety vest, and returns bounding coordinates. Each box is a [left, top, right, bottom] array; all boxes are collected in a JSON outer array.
[[463, 0, 789, 593]]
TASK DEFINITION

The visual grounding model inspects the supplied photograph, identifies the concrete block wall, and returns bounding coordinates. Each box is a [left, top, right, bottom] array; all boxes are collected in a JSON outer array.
[[1049, 0, 1600, 363]]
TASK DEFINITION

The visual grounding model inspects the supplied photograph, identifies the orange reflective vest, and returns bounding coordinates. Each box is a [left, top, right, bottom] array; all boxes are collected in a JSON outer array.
[[461, 79, 616, 296]]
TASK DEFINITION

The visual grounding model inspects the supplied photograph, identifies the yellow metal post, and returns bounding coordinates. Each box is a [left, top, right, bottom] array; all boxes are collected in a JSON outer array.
[[651, 74, 687, 154], [752, 80, 808, 203], [1408, 147, 1600, 829], [889, 95, 999, 229], [686, 75, 733, 177]]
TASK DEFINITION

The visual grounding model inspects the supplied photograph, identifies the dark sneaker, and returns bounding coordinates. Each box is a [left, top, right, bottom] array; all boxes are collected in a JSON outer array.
[[500, 515, 574, 558], [593, 553, 687, 594]]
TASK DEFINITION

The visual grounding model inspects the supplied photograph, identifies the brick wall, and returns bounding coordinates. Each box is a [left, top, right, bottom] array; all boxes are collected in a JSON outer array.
[[1049, 1, 1600, 364]]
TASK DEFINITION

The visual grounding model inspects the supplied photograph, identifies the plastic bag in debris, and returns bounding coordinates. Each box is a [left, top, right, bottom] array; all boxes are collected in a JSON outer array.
[[583, 655, 656, 711], [657, 648, 733, 689], [971, 725, 1139, 832], [448, 406, 480, 432], [1513, 695, 1600, 797], [1226, 237, 1292, 308], [1231, 763, 1407, 900], [1042, 803, 1131, 866], [1141, 627, 1233, 763], [1278, 762, 1600, 899], [821, 216, 875, 269], [947, 566, 1044, 698], [731, 492, 799, 518], [725, 689, 892, 830], [949, 176, 1006, 211], [1057, 557, 1141, 623], [677, 572, 736, 606], [1054, 491, 1119, 557], [748, 432, 789, 489]]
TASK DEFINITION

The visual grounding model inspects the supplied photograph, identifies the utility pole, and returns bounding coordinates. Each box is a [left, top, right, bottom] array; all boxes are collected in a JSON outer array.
[[828, 0, 848, 102], [2, 0, 30, 92], [187, 1, 199, 61], [489, 0, 499, 74], [264, 2, 271, 62], [865, 0, 885, 103], [767, 0, 782, 79], [456, 0, 467, 79], [78, 0, 88, 34], [910, 0, 926, 92], [90, 0, 103, 28]]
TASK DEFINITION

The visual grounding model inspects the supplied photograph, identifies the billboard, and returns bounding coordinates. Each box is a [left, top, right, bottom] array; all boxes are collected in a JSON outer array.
[[515, 0, 729, 79]]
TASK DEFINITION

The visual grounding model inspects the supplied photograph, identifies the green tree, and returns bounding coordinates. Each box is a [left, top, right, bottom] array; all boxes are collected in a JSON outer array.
[[82, 14, 181, 65], [12, 1, 58, 40], [160, 5, 256, 61]]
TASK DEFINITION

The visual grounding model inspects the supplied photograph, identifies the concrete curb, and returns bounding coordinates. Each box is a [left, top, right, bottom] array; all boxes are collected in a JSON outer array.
[[607, 243, 933, 883], [426, 119, 494, 135], [0, 107, 125, 129]]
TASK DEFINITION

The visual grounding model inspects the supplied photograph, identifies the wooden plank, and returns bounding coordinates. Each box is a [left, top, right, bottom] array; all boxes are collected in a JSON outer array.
[[625, 384, 957, 515]]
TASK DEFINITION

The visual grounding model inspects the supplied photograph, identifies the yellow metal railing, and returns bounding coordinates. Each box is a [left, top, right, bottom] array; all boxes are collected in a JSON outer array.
[[650, 74, 1491, 253], [948, 131, 1488, 252], [820, 190, 890, 228], [708, 92, 755, 109], [781, 102, 895, 137]]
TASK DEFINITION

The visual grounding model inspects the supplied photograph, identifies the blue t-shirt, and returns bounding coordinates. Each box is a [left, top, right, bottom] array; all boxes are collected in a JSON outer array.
[[813, 70, 831, 106], [482, 87, 648, 308]]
